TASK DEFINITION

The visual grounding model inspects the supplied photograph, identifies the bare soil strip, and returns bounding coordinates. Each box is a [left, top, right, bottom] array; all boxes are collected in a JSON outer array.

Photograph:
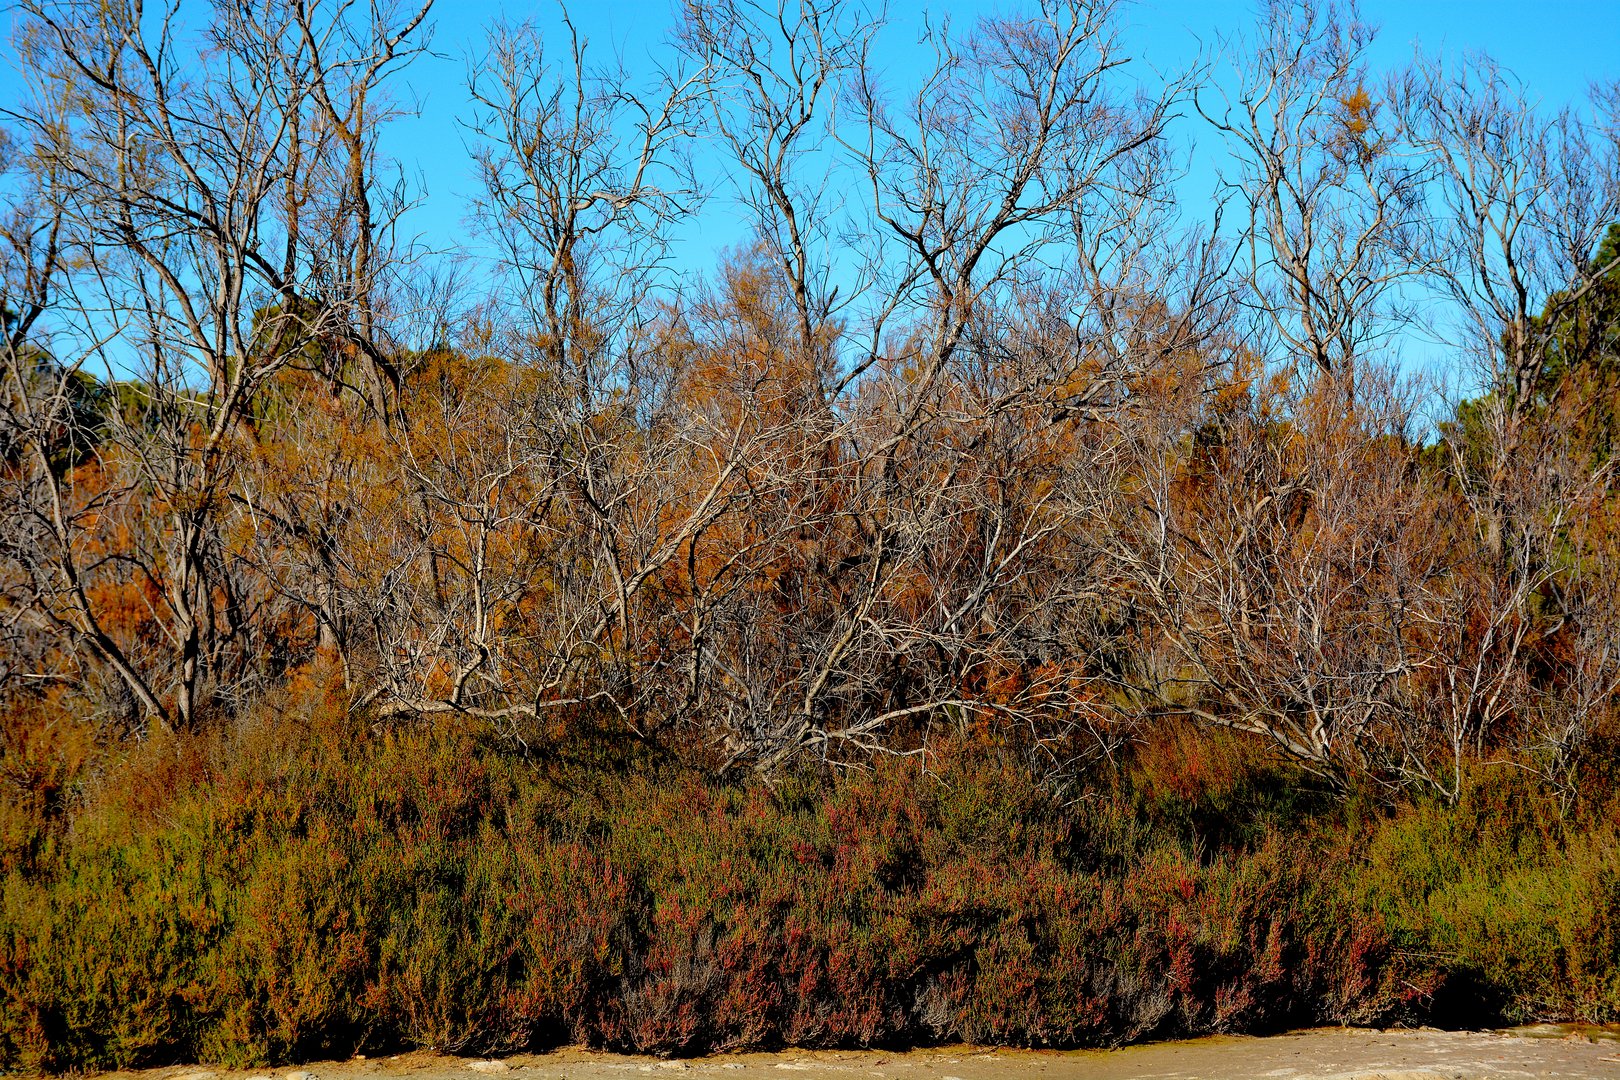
[[124, 1027, 1620, 1080]]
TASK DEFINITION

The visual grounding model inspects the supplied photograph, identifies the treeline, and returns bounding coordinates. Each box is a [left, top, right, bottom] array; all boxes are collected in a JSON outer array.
[[4, 0, 1619, 795], [3, 0, 1620, 1067]]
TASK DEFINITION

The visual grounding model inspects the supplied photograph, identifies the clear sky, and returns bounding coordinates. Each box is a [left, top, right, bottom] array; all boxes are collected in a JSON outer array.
[[5, 0, 1615, 271], [2, 0, 1617, 382], [364, 0, 1619, 273]]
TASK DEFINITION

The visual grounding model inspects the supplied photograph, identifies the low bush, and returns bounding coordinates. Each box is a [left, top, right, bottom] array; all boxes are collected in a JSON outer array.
[[2, 705, 1617, 1071]]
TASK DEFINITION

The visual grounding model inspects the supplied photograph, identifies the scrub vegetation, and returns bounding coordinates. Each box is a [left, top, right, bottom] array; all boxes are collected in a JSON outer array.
[[3, 0, 1619, 1069]]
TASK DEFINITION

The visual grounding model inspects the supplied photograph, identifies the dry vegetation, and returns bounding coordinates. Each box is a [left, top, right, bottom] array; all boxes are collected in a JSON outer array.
[[2, 0, 1620, 1071]]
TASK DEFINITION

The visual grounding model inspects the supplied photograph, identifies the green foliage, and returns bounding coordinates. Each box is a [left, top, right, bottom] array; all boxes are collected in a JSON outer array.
[[1539, 224, 1620, 395], [1357, 768, 1620, 1023], [3, 703, 1619, 1071], [1440, 223, 1620, 476]]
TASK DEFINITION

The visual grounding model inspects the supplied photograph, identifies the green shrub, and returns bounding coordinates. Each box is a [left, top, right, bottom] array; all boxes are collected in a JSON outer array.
[[3, 709, 1618, 1070], [1357, 768, 1620, 1023]]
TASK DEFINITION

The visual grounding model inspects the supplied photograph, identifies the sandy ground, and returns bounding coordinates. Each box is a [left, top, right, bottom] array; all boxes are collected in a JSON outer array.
[[130, 1027, 1620, 1080]]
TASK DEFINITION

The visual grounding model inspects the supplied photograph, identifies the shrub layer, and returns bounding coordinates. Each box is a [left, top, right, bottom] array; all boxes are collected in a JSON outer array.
[[3, 706, 1618, 1071]]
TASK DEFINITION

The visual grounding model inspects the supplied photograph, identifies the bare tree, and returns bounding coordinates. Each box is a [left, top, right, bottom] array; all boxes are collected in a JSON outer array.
[[291, 0, 434, 418], [351, 9, 764, 739], [678, 0, 876, 391], [1397, 51, 1620, 422], [1200, 0, 1423, 383], [709, 0, 1194, 769], [2, 0, 432, 731], [1387, 53, 1620, 797], [1103, 358, 1438, 783]]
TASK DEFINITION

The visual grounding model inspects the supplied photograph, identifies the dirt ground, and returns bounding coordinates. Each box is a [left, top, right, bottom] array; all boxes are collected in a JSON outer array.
[[125, 1027, 1620, 1080]]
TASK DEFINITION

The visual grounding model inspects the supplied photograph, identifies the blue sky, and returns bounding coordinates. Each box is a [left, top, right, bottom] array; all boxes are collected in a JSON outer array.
[[370, 0, 1619, 269], [5, 0, 1614, 275], [2, 0, 1616, 387]]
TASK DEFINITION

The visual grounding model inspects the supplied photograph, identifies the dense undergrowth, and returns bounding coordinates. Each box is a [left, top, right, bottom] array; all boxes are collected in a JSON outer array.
[[4, 682, 1620, 1072]]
